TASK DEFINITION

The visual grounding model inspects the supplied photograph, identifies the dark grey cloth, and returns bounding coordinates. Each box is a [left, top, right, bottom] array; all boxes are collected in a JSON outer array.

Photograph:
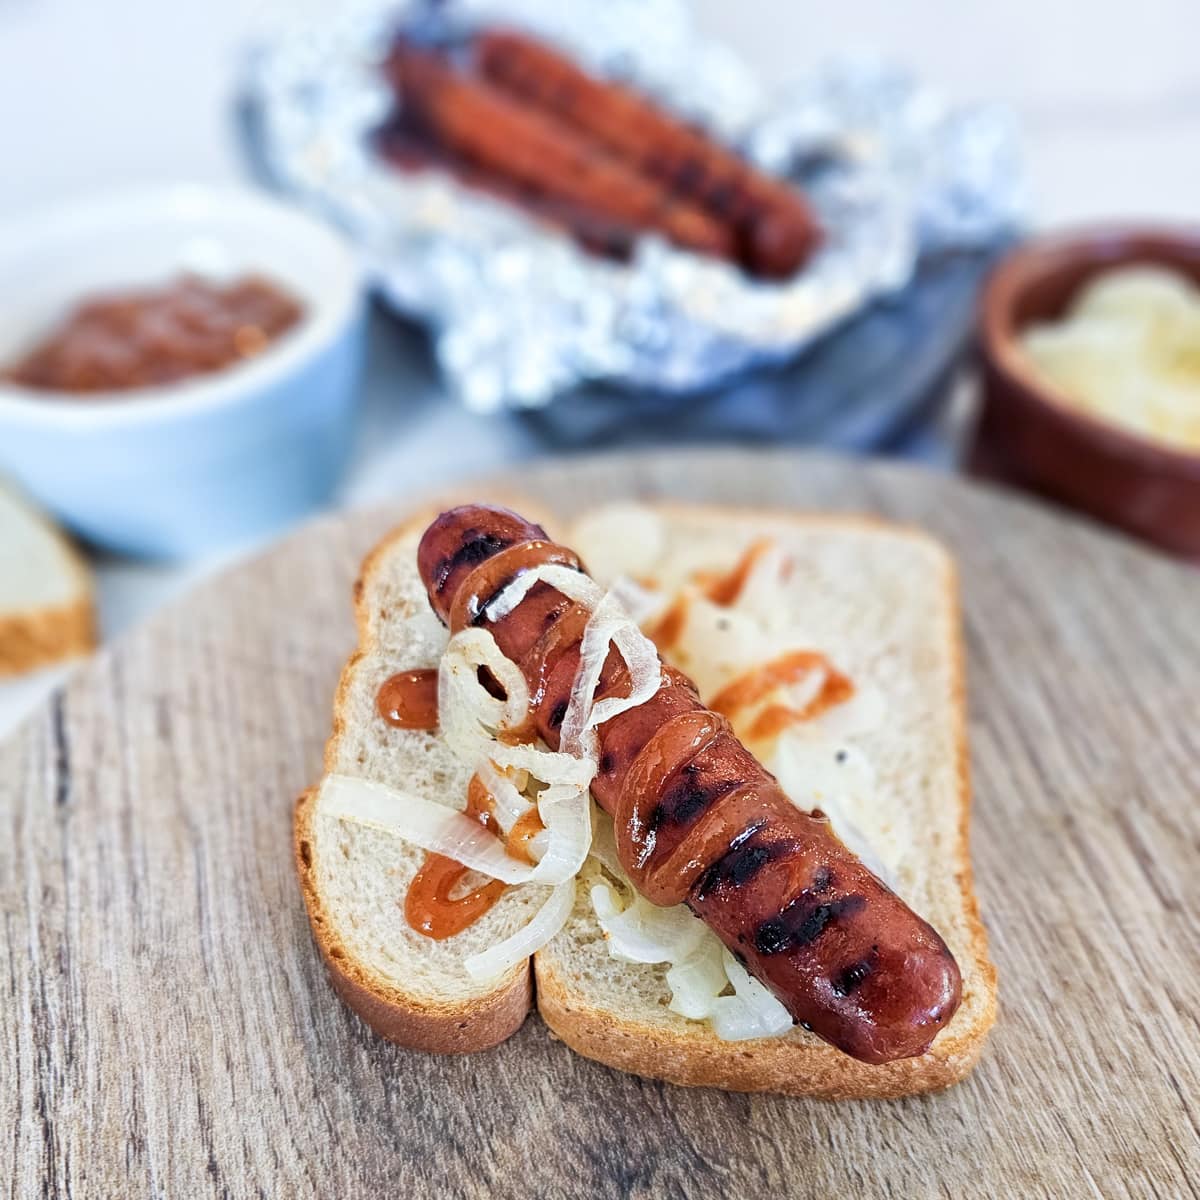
[[518, 247, 1005, 459]]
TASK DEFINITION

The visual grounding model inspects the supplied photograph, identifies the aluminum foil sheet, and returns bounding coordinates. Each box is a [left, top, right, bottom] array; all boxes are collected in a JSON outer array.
[[245, 0, 1025, 411]]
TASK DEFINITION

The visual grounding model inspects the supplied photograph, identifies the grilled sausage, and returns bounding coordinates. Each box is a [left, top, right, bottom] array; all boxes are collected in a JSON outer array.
[[474, 28, 821, 279], [383, 42, 737, 262], [376, 117, 641, 261], [417, 505, 961, 1064]]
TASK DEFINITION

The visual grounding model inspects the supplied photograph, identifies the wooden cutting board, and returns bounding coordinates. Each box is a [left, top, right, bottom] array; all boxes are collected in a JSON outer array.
[[3, 450, 1198, 1199]]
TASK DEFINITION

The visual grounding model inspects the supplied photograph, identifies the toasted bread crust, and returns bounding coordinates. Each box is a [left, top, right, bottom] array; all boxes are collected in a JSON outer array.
[[294, 788, 532, 1053], [536, 971, 989, 1100], [0, 508, 95, 678], [0, 595, 95, 677]]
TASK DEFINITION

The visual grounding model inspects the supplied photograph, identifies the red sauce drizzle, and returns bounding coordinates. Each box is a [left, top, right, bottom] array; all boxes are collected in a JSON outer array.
[[709, 651, 855, 739], [505, 806, 545, 865], [404, 774, 507, 940], [648, 593, 691, 652], [649, 540, 782, 654], [376, 668, 439, 729], [652, 544, 854, 743], [383, 658, 543, 940], [700, 539, 776, 606]]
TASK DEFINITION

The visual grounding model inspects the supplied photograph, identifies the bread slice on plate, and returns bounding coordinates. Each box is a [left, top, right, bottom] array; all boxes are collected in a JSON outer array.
[[295, 501, 997, 1098], [295, 509, 554, 1052], [0, 482, 96, 678]]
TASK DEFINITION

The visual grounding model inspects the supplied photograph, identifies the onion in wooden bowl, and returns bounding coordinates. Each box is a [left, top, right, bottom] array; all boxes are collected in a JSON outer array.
[[972, 226, 1200, 560]]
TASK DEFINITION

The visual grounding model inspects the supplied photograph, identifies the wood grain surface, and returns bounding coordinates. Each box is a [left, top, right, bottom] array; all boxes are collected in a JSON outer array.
[[3, 449, 1198, 1199]]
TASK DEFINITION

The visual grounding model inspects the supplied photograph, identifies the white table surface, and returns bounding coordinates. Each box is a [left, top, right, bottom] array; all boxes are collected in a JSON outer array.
[[2, 0, 1198, 735]]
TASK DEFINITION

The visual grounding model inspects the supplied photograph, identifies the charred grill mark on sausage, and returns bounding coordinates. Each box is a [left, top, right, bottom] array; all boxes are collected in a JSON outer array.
[[754, 895, 868, 957]]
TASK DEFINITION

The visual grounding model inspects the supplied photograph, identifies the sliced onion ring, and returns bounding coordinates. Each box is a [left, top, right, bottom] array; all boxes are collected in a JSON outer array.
[[708, 951, 793, 1041], [486, 563, 603, 622], [666, 940, 728, 1020], [464, 878, 576, 983], [438, 627, 530, 761], [489, 741, 595, 789], [320, 774, 533, 884], [474, 759, 528, 833], [560, 591, 663, 758], [589, 877, 707, 964], [527, 780, 592, 884]]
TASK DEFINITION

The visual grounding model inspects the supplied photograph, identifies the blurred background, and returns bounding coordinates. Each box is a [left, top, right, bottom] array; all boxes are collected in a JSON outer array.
[[6, 0, 1200, 222], [2, 0, 1199, 732], [9, 0, 1200, 223]]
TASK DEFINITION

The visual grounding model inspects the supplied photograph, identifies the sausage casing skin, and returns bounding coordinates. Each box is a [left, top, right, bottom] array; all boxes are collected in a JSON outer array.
[[474, 28, 821, 279], [383, 43, 737, 262], [417, 505, 962, 1064]]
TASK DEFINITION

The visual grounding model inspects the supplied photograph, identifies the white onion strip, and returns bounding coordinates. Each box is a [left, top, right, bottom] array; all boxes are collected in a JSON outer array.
[[320, 774, 534, 884], [526, 780, 592, 883], [580, 599, 663, 728], [485, 563, 603, 622], [561, 591, 664, 759], [323, 770, 590, 888], [438, 627, 530, 762], [489, 741, 595, 789], [485, 564, 663, 758], [464, 878, 576, 982], [472, 760, 527, 834], [666, 941, 727, 1019], [589, 877, 707, 964], [708, 951, 793, 1041], [586, 832, 793, 1041]]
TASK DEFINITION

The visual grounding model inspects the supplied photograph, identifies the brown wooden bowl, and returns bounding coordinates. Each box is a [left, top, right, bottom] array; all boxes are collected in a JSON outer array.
[[971, 226, 1200, 560]]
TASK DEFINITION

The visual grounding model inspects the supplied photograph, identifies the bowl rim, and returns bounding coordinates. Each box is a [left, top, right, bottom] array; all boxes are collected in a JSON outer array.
[[0, 183, 365, 428], [979, 222, 1200, 481]]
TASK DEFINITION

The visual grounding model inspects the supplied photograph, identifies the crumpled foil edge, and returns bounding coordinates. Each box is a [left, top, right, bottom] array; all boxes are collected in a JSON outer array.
[[245, 0, 1026, 410]]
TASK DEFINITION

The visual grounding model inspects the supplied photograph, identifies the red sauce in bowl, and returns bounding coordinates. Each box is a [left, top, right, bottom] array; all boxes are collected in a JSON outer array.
[[4, 274, 304, 397]]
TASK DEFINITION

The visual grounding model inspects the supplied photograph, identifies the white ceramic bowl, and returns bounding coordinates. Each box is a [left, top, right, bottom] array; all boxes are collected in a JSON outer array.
[[0, 185, 366, 558]]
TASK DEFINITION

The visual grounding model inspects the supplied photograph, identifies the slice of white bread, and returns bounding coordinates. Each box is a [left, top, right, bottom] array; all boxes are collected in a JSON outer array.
[[0, 482, 96, 678], [295, 509, 554, 1052], [295, 502, 997, 1096]]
